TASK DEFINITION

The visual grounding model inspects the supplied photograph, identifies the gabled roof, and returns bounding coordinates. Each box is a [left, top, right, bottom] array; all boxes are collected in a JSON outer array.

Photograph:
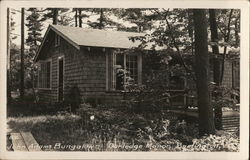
[[52, 25, 145, 48], [35, 25, 145, 62]]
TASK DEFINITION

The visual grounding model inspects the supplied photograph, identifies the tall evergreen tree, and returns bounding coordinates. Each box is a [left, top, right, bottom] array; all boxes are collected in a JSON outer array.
[[73, 8, 78, 27], [117, 8, 153, 32], [209, 9, 223, 130], [193, 9, 215, 136], [58, 8, 72, 26], [25, 8, 43, 86], [41, 8, 59, 25], [87, 8, 122, 29], [77, 8, 89, 28], [20, 8, 25, 99], [26, 8, 43, 47], [7, 8, 11, 103]]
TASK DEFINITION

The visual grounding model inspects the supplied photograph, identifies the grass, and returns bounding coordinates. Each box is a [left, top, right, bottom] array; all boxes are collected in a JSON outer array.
[[7, 103, 240, 152], [7, 93, 239, 152]]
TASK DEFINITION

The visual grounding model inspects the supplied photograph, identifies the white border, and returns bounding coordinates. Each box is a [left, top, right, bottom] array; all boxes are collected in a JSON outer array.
[[0, 0, 249, 160]]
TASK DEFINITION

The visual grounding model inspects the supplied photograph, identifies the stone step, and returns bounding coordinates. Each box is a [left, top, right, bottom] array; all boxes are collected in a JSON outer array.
[[10, 132, 42, 151]]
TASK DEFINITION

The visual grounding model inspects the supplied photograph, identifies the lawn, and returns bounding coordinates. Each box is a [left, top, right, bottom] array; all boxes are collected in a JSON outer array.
[[7, 102, 239, 152]]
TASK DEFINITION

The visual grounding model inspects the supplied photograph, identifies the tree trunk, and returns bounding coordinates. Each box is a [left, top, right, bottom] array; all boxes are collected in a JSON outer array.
[[79, 9, 82, 27], [20, 8, 25, 99], [53, 8, 58, 25], [209, 9, 221, 85], [99, 9, 104, 29], [7, 8, 12, 103], [193, 9, 215, 136], [220, 9, 233, 84], [209, 9, 223, 130], [234, 16, 239, 47], [74, 9, 78, 27]]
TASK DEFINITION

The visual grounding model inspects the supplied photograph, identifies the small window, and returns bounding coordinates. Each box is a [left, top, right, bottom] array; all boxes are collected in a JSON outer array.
[[38, 61, 51, 88], [55, 34, 60, 47]]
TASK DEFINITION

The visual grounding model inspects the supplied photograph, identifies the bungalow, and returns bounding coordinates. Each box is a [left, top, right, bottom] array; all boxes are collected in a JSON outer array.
[[34, 25, 146, 105], [34, 25, 239, 107]]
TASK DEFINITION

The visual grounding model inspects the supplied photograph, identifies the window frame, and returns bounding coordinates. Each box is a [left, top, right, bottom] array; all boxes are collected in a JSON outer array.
[[36, 59, 52, 90], [57, 55, 65, 102], [106, 51, 142, 92]]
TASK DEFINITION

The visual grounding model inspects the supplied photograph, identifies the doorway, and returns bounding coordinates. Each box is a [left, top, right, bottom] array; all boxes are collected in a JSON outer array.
[[58, 57, 64, 101]]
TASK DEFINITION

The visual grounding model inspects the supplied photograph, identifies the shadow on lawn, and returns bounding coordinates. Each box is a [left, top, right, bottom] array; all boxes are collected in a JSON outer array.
[[7, 113, 87, 151], [7, 99, 66, 117]]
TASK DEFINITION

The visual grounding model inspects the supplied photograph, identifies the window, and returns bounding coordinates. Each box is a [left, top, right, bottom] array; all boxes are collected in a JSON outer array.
[[110, 53, 141, 91], [126, 55, 138, 84], [55, 34, 60, 46], [38, 61, 51, 88]]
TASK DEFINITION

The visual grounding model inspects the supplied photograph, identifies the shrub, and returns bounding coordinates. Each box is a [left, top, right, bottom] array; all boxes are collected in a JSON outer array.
[[64, 84, 81, 112], [180, 133, 239, 152], [84, 97, 105, 107]]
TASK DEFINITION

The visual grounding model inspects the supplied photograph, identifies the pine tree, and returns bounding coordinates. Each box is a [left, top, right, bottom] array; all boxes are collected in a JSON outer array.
[[26, 8, 43, 71], [209, 9, 223, 130], [117, 8, 153, 32], [41, 8, 59, 25], [87, 8, 122, 29], [73, 8, 78, 27], [7, 8, 11, 103], [58, 8, 72, 26], [20, 8, 25, 99], [77, 8, 89, 27], [26, 8, 43, 47], [193, 9, 215, 136], [25, 8, 43, 99]]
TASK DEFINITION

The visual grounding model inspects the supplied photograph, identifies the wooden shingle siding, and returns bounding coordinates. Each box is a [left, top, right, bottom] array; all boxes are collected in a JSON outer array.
[[64, 49, 106, 94], [61, 46, 124, 105], [37, 36, 78, 102]]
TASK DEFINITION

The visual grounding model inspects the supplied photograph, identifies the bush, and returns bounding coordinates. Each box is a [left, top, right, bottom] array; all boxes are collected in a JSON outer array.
[[84, 97, 105, 107], [178, 133, 239, 152], [125, 84, 170, 114], [64, 84, 81, 112]]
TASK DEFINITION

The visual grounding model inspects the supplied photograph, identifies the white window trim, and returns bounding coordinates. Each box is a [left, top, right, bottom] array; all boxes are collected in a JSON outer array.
[[107, 51, 142, 91], [36, 59, 52, 90]]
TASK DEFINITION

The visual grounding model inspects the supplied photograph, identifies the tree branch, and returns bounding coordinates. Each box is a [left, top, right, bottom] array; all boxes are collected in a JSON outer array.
[[220, 9, 234, 83], [155, 9, 195, 79]]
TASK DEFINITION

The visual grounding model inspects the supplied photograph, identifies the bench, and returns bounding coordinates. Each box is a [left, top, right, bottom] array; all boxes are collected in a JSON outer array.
[[10, 132, 42, 151]]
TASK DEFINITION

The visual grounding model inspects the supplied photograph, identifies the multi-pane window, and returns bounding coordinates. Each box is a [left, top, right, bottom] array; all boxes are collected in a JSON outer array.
[[126, 55, 138, 84], [111, 53, 140, 90], [38, 61, 51, 88]]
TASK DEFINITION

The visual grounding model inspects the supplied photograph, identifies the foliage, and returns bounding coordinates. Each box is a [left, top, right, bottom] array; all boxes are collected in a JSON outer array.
[[216, 9, 240, 48], [179, 133, 239, 152], [7, 105, 239, 152], [64, 84, 81, 112]]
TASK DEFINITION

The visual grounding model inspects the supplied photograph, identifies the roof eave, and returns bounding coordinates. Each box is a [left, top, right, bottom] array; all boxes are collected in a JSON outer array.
[[34, 25, 80, 62]]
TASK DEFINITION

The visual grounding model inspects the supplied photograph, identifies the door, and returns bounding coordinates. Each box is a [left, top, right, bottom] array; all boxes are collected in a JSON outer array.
[[58, 58, 64, 101]]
